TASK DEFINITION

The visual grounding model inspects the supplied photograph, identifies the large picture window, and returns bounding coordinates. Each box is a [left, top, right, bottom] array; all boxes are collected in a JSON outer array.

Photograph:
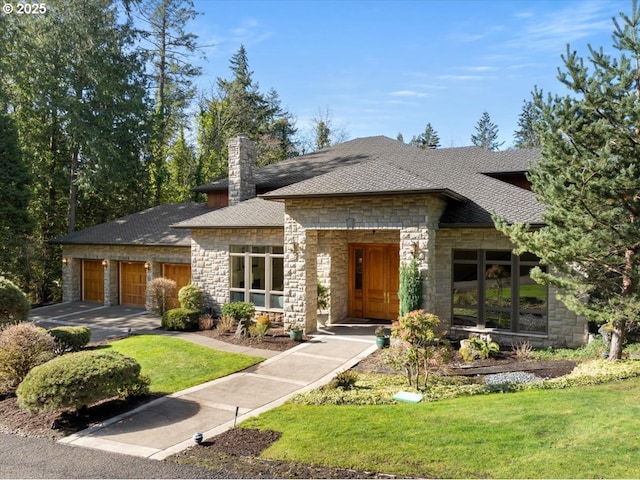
[[229, 246, 284, 309], [452, 250, 547, 334]]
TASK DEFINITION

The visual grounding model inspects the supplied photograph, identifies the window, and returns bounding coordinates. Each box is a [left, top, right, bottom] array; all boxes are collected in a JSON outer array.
[[229, 246, 284, 309], [452, 250, 547, 334]]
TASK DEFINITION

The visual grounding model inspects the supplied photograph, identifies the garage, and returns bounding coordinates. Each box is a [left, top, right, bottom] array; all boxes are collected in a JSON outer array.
[[120, 262, 147, 307], [162, 263, 192, 309], [82, 260, 104, 303]]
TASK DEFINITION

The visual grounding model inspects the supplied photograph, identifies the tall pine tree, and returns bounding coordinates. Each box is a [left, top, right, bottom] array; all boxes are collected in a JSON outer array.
[[471, 111, 504, 150], [495, 2, 640, 360], [513, 99, 542, 148]]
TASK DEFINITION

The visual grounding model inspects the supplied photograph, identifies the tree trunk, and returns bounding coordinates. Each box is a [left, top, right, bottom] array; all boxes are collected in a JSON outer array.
[[608, 320, 625, 360]]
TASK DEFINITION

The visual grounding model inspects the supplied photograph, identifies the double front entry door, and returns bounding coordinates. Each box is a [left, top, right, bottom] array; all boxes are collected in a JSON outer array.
[[348, 243, 400, 321]]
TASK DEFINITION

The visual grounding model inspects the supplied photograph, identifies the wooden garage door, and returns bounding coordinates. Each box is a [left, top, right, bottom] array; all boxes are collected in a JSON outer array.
[[163, 264, 192, 309], [83, 260, 104, 303], [120, 262, 147, 307]]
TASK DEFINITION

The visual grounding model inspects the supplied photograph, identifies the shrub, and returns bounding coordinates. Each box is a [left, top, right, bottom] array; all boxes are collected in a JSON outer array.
[[0, 277, 30, 326], [216, 315, 235, 333], [16, 350, 149, 413], [146, 277, 177, 315], [317, 284, 329, 311], [249, 321, 270, 339], [398, 260, 422, 316], [326, 370, 359, 390], [460, 335, 500, 362], [178, 284, 204, 311], [48, 326, 91, 354], [511, 340, 533, 360], [198, 314, 215, 331], [161, 308, 200, 331], [387, 310, 447, 389], [221, 301, 255, 321], [0, 323, 56, 394]]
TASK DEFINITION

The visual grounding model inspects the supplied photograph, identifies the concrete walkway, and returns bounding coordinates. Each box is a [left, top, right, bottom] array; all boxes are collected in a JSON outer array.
[[59, 329, 378, 460]]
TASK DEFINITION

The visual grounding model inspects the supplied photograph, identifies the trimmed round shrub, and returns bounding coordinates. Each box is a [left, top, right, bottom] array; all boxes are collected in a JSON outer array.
[[178, 283, 204, 311], [16, 350, 149, 413], [48, 326, 91, 354], [0, 277, 30, 326], [161, 307, 200, 331], [0, 323, 56, 394]]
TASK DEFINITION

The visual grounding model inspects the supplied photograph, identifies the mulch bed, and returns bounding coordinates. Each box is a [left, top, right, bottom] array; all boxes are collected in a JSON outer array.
[[196, 321, 310, 352]]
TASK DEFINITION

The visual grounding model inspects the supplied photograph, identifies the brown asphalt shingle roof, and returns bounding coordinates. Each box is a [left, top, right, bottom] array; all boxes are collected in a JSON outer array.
[[56, 136, 544, 245], [260, 137, 543, 225], [52, 203, 211, 246], [173, 197, 284, 229]]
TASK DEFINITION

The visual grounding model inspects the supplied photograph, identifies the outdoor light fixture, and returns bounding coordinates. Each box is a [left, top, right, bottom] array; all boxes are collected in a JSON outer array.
[[144, 261, 150, 270], [102, 259, 108, 267], [62, 258, 69, 266], [346, 217, 355, 229]]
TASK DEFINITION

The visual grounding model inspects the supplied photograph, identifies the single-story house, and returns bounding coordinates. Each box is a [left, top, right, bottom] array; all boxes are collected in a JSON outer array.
[[54, 135, 586, 348]]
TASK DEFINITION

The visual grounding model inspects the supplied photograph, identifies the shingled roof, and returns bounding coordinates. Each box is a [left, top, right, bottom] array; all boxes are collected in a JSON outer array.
[[173, 197, 284, 229], [259, 136, 543, 226], [52, 203, 211, 246]]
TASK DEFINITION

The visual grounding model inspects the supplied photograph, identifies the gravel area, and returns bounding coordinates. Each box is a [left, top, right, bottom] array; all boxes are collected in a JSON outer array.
[[484, 371, 542, 385]]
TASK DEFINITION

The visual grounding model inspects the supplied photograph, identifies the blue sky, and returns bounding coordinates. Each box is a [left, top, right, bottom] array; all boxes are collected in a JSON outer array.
[[189, 0, 628, 149]]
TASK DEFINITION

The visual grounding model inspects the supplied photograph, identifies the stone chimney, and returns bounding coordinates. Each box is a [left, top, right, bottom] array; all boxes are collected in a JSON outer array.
[[228, 135, 256, 206]]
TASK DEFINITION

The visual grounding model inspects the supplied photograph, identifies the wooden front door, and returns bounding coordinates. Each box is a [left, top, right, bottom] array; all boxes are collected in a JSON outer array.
[[82, 260, 104, 303], [348, 244, 399, 320], [120, 262, 147, 306], [162, 263, 191, 309]]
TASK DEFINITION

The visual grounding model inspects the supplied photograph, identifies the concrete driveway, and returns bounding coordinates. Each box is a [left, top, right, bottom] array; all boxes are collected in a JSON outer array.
[[29, 302, 161, 343]]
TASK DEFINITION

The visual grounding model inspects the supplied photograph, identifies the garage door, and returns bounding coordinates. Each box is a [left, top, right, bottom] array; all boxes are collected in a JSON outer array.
[[163, 264, 192, 309], [83, 260, 104, 303], [120, 262, 147, 307]]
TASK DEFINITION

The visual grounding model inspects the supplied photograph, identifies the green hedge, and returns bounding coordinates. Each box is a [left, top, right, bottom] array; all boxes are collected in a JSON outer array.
[[178, 284, 204, 311], [48, 326, 91, 353], [161, 308, 200, 331], [16, 350, 149, 413]]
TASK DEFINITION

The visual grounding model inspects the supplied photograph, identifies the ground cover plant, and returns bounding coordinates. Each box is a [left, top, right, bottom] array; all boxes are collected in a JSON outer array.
[[240, 375, 640, 478], [104, 334, 264, 394]]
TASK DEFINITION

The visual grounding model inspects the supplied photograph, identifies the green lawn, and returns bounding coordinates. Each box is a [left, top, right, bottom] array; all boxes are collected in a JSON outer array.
[[242, 378, 640, 478], [105, 335, 264, 394]]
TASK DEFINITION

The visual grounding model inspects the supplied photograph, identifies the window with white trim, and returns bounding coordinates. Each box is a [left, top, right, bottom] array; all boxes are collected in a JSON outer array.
[[452, 250, 548, 334], [229, 246, 284, 309]]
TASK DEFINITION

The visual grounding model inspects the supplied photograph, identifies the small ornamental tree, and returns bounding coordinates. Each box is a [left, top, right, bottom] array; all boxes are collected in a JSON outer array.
[[178, 283, 204, 311], [384, 310, 446, 389], [0, 277, 30, 326], [146, 277, 177, 315], [398, 259, 422, 316], [495, 3, 640, 360]]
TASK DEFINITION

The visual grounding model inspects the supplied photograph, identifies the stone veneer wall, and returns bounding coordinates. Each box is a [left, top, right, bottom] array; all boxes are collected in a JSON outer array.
[[61, 244, 190, 305], [190, 227, 284, 315], [284, 194, 446, 332], [434, 228, 587, 348]]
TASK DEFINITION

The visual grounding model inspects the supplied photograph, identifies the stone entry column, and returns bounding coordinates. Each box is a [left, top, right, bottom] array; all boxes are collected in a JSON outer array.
[[400, 220, 438, 313], [284, 213, 317, 333]]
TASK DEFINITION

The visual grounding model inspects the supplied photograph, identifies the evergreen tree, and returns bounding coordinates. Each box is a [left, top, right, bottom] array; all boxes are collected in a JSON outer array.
[[6, 0, 150, 302], [166, 127, 197, 202], [495, 3, 640, 360], [410, 122, 441, 149], [137, 0, 202, 204], [396, 132, 404, 143], [471, 111, 504, 150], [513, 99, 542, 148], [196, 46, 296, 182], [0, 107, 33, 288]]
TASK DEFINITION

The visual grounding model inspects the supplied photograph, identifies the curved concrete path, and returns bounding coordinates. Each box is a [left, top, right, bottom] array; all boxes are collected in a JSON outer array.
[[59, 329, 378, 460]]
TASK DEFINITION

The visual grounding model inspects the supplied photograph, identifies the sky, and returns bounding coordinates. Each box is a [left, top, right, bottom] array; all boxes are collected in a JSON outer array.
[[187, 0, 629, 149]]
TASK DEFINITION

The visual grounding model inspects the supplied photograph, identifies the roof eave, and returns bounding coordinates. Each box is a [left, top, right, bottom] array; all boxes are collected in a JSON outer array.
[[261, 188, 468, 202]]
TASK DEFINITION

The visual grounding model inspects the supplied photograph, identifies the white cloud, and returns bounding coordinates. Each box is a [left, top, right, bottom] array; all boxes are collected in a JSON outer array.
[[389, 90, 429, 98]]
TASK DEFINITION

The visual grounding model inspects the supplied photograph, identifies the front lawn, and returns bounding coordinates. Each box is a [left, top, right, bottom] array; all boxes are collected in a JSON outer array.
[[242, 377, 640, 478], [105, 335, 264, 394]]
